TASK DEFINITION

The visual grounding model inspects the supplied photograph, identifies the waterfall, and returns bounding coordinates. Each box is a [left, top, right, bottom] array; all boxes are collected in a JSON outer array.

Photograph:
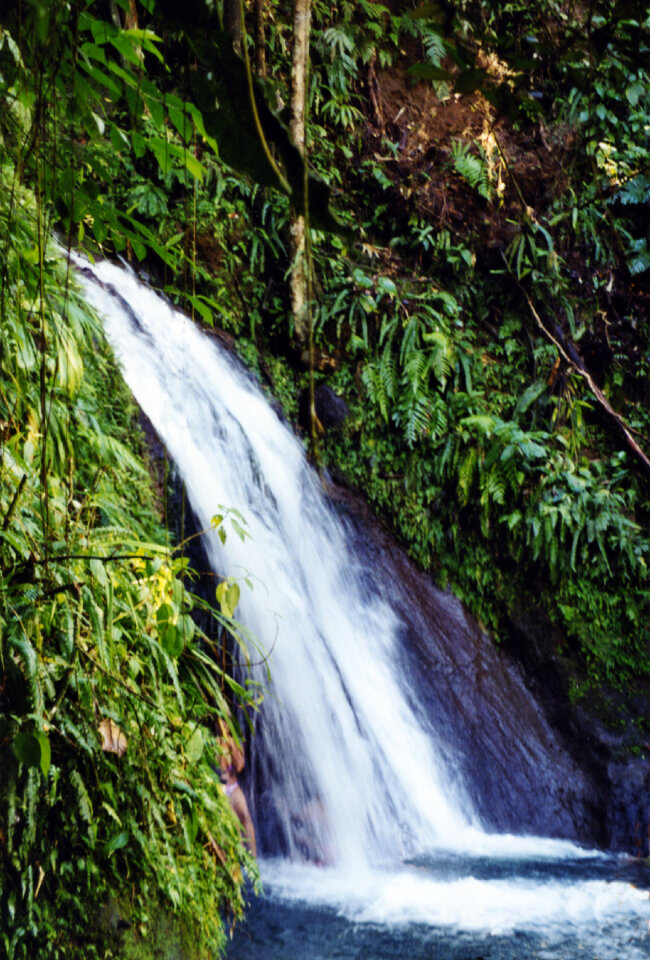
[[76, 254, 490, 864], [74, 256, 650, 953]]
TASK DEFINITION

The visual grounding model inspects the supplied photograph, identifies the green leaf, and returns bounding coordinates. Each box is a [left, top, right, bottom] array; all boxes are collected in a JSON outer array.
[[167, 103, 191, 144], [186, 294, 215, 326], [185, 802, 199, 844], [132, 129, 146, 158], [0, 528, 30, 558], [186, 727, 203, 764], [12, 733, 41, 769], [162, 624, 184, 658], [157, 602, 174, 626], [216, 580, 230, 615], [514, 381, 547, 417], [110, 124, 130, 153], [625, 81, 645, 106], [177, 613, 195, 642], [149, 138, 204, 181], [104, 830, 130, 857], [77, 59, 122, 99], [377, 276, 397, 296], [226, 583, 240, 615], [90, 557, 109, 587], [110, 32, 142, 67], [37, 733, 51, 777], [231, 518, 249, 542], [353, 268, 374, 289], [92, 214, 109, 244], [127, 29, 164, 65]]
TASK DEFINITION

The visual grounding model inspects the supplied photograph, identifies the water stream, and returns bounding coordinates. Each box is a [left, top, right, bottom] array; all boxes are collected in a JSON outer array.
[[75, 256, 650, 958]]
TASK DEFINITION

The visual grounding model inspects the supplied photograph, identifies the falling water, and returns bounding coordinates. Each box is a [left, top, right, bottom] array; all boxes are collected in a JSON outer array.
[[75, 256, 650, 958]]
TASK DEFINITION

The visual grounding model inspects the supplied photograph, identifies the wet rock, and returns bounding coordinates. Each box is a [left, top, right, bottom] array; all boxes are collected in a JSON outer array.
[[608, 758, 650, 855], [298, 383, 349, 433], [325, 477, 644, 850]]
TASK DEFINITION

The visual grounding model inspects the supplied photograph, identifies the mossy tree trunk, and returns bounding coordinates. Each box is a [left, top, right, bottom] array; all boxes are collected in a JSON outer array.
[[224, 0, 243, 52], [289, 0, 311, 345], [253, 0, 267, 77]]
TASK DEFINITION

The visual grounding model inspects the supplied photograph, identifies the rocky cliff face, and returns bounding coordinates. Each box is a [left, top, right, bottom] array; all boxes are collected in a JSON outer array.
[[328, 476, 650, 853]]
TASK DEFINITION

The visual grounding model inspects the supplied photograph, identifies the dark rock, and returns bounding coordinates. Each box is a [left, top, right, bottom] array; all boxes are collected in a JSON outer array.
[[325, 476, 648, 851], [298, 383, 350, 433], [608, 758, 650, 855]]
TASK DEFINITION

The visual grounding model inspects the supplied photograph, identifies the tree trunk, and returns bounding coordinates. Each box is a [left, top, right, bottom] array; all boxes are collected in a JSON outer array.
[[289, 0, 311, 345], [223, 0, 242, 53], [110, 0, 138, 29], [253, 0, 267, 77], [125, 0, 138, 30]]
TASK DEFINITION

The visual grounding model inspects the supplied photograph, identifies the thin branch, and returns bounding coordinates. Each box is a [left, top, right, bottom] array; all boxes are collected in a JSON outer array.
[[78, 646, 162, 711], [32, 553, 155, 565], [501, 251, 650, 478], [239, 0, 290, 195]]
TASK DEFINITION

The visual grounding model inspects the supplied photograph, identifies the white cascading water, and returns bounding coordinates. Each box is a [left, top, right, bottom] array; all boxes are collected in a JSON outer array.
[[75, 256, 650, 947]]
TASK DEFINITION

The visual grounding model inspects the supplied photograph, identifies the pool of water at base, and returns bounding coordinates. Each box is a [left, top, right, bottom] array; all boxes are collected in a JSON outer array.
[[225, 855, 650, 960]]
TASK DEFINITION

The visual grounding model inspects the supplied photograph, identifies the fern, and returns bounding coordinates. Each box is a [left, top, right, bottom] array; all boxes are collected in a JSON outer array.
[[379, 345, 398, 404], [69, 769, 93, 823], [457, 448, 478, 506], [400, 315, 423, 363], [429, 394, 449, 440], [451, 140, 493, 201], [361, 362, 389, 422], [402, 349, 428, 394], [615, 174, 650, 205], [322, 25, 355, 58], [499, 449, 523, 497], [395, 391, 432, 446], [23, 769, 39, 852], [423, 330, 454, 387], [481, 464, 507, 507]]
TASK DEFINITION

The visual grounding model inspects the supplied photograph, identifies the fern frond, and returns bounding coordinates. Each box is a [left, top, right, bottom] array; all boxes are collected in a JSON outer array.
[[395, 392, 432, 446], [424, 330, 454, 386], [5, 774, 17, 854], [457, 447, 478, 505], [400, 316, 422, 363], [70, 769, 93, 823], [379, 345, 398, 403], [429, 394, 448, 440], [451, 140, 492, 200], [402, 349, 428, 393], [481, 464, 506, 506], [24, 769, 39, 850], [361, 362, 389, 422], [500, 449, 522, 496]]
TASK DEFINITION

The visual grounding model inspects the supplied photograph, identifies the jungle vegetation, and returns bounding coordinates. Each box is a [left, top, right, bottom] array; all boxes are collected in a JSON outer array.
[[0, 0, 649, 957]]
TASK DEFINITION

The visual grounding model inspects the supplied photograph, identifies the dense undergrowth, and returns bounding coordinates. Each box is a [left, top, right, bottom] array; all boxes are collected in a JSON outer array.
[[313, 1, 650, 694], [0, 3, 260, 958], [1, 0, 649, 953]]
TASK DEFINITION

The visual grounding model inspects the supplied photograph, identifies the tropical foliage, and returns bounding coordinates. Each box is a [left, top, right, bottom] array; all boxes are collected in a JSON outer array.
[[0, 2, 261, 957], [1, 0, 649, 955]]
